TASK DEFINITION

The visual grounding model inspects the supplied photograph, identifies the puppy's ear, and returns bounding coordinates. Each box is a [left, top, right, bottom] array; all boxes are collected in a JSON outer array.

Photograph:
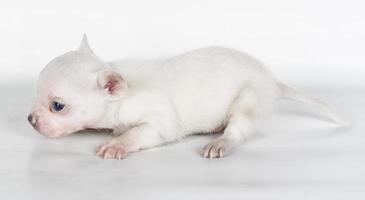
[[79, 34, 94, 55], [96, 70, 128, 98]]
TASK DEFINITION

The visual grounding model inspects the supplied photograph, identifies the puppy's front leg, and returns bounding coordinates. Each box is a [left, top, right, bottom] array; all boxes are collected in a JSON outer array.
[[96, 124, 163, 159]]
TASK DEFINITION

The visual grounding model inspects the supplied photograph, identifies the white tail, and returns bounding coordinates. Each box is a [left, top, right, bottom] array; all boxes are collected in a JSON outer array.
[[278, 83, 350, 126]]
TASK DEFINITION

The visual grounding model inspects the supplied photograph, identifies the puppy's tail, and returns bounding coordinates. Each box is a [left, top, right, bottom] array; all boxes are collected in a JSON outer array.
[[277, 83, 350, 126]]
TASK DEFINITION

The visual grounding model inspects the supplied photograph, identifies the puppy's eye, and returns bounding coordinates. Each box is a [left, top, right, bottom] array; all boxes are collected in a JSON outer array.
[[51, 101, 65, 112]]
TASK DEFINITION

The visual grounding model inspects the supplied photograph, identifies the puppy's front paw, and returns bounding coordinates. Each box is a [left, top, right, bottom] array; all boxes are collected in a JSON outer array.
[[96, 142, 128, 160], [202, 138, 233, 159]]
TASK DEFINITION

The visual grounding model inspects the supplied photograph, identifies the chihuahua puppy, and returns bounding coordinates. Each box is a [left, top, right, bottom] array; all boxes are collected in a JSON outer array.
[[28, 35, 348, 159]]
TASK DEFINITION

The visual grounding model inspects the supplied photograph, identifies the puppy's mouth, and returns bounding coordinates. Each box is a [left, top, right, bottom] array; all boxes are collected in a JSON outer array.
[[34, 125, 113, 138], [35, 127, 80, 139]]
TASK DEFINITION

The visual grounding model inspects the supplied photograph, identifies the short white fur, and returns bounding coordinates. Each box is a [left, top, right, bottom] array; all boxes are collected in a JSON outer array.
[[29, 35, 349, 159]]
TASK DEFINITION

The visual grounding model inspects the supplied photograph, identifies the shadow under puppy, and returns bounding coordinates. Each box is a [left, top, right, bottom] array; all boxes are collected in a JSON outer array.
[[28, 35, 348, 159]]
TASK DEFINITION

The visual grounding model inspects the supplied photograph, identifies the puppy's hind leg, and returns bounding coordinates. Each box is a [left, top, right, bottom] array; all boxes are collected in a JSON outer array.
[[202, 87, 260, 159]]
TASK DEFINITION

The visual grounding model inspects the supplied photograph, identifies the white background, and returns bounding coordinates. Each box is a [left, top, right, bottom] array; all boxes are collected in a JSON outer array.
[[1, 0, 364, 87], [0, 1, 364, 200]]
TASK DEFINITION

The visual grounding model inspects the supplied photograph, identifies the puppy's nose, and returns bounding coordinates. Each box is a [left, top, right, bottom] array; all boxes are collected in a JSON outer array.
[[27, 114, 37, 126]]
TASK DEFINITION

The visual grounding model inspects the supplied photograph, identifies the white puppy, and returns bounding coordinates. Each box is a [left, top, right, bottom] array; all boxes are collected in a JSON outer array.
[[28, 35, 348, 159]]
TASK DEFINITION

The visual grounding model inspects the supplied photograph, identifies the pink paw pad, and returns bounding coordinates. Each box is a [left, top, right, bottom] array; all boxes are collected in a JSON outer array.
[[96, 143, 128, 160]]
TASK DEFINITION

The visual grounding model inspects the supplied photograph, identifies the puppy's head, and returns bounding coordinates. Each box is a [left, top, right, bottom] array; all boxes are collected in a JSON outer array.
[[28, 35, 127, 138]]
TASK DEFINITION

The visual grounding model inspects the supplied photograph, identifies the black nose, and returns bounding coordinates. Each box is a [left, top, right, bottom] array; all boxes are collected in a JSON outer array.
[[28, 114, 35, 126]]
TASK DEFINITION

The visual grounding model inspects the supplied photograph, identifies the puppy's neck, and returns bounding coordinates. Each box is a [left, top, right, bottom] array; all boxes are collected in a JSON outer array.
[[87, 100, 121, 129]]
